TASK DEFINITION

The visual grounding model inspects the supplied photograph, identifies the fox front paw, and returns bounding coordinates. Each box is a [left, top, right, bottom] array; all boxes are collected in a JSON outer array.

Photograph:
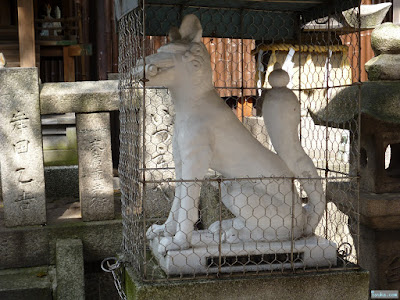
[[146, 223, 166, 240], [157, 232, 191, 254]]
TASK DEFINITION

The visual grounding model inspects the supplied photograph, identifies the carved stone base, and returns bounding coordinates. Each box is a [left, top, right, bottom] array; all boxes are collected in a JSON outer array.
[[149, 231, 337, 275]]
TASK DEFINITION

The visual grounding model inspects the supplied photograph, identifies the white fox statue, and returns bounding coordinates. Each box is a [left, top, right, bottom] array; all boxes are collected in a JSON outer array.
[[137, 14, 325, 253]]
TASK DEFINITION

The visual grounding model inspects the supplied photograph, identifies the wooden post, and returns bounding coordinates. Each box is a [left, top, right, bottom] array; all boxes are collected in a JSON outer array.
[[63, 46, 75, 82], [17, 0, 36, 67], [63, 45, 93, 82], [394, 0, 400, 24], [96, 0, 108, 80]]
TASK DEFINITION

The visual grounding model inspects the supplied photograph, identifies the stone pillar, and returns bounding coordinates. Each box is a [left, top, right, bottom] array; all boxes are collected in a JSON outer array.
[[76, 112, 114, 221], [56, 239, 85, 300], [0, 67, 46, 227]]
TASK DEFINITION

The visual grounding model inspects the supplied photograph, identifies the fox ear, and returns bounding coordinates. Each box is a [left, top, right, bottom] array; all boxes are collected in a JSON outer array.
[[168, 27, 181, 42], [179, 14, 202, 43]]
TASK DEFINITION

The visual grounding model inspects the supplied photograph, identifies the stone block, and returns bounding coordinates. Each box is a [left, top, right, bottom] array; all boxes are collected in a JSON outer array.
[[143, 88, 174, 176], [365, 54, 400, 81], [0, 67, 46, 227], [360, 192, 400, 230], [343, 3, 392, 30], [371, 22, 400, 55], [125, 266, 369, 300], [0, 218, 122, 269], [44, 166, 79, 198], [40, 80, 119, 114], [56, 239, 85, 300], [358, 224, 378, 289], [328, 182, 400, 230], [0, 225, 50, 269], [77, 113, 114, 221], [107, 73, 119, 80], [0, 266, 53, 300], [139, 88, 175, 218]]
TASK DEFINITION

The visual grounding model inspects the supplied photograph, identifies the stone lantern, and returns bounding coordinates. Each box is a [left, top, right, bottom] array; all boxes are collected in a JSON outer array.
[[362, 22, 400, 193], [311, 22, 400, 290]]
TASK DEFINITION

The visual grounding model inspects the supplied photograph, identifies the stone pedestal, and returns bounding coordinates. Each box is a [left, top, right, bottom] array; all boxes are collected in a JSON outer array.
[[125, 266, 369, 300], [76, 112, 114, 221], [0, 67, 46, 227], [150, 234, 337, 275]]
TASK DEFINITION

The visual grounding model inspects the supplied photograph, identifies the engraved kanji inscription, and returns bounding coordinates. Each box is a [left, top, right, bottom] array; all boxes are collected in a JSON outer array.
[[13, 140, 30, 154], [15, 191, 36, 211], [16, 168, 33, 184], [89, 138, 105, 154], [10, 111, 29, 131]]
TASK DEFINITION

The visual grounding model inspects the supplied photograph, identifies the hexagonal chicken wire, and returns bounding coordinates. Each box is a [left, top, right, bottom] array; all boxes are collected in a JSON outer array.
[[117, 0, 362, 281]]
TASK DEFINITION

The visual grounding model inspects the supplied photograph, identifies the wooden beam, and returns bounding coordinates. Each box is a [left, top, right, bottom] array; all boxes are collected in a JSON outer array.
[[17, 0, 36, 67], [68, 44, 92, 57]]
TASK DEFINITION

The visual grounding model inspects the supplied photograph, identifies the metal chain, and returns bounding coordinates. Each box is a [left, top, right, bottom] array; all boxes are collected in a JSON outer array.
[[101, 257, 127, 300], [337, 242, 353, 258]]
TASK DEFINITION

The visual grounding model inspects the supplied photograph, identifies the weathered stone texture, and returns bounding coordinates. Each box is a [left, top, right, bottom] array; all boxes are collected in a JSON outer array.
[[0, 219, 122, 269], [367, 23, 400, 80], [45, 166, 79, 199], [142, 88, 175, 218], [0, 67, 46, 227], [311, 81, 400, 125], [56, 239, 85, 300], [371, 22, 400, 55], [125, 267, 369, 300], [0, 266, 53, 300], [40, 80, 119, 114], [365, 54, 400, 81], [77, 113, 114, 221]]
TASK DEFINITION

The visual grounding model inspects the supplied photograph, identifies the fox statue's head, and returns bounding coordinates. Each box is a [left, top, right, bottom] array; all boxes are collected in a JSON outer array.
[[135, 14, 213, 92]]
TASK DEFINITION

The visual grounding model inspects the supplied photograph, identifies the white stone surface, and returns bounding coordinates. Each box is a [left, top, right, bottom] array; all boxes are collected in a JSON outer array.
[[343, 3, 392, 29], [142, 15, 326, 255], [150, 233, 337, 275], [77, 113, 114, 221], [263, 64, 325, 235], [0, 68, 46, 227]]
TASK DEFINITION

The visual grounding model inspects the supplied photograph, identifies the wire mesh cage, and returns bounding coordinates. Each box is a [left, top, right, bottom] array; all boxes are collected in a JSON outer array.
[[118, 0, 362, 281]]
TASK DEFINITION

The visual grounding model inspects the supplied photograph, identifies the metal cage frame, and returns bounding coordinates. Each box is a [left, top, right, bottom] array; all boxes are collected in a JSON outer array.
[[118, 0, 362, 282]]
